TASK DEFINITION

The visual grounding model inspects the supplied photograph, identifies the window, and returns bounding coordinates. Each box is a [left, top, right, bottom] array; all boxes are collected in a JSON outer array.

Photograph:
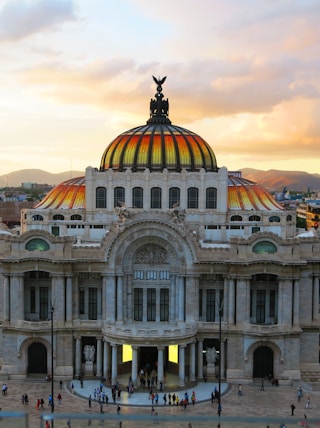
[[206, 290, 215, 321], [147, 271, 157, 280], [71, 214, 82, 220], [32, 215, 43, 221], [252, 227, 260, 234], [206, 187, 217, 209], [88, 288, 98, 320], [160, 289, 169, 321], [249, 215, 261, 221], [79, 288, 85, 315], [287, 215, 292, 222], [159, 271, 170, 280], [134, 288, 143, 321], [231, 215, 242, 221], [187, 187, 198, 209], [96, 187, 107, 208], [269, 216, 280, 223], [132, 187, 143, 208], [250, 274, 277, 325], [134, 270, 144, 280], [26, 239, 50, 251], [51, 226, 59, 237], [147, 289, 156, 321], [30, 287, 36, 313], [114, 187, 125, 208], [253, 241, 277, 254], [151, 187, 161, 209], [169, 187, 180, 208], [39, 287, 49, 320], [53, 214, 64, 220]]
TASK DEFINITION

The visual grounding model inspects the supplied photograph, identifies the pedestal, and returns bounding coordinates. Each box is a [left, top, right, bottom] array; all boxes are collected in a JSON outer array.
[[206, 363, 216, 380], [85, 361, 94, 376]]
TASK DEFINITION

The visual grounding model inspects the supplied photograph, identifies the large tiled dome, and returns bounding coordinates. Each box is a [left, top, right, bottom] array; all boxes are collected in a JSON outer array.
[[100, 77, 217, 172]]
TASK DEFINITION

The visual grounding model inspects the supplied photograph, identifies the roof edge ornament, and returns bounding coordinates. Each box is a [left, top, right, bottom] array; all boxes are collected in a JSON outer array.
[[147, 75, 171, 124]]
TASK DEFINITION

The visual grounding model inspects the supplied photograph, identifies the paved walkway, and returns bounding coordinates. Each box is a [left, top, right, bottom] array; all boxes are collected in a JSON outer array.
[[1, 377, 320, 427]]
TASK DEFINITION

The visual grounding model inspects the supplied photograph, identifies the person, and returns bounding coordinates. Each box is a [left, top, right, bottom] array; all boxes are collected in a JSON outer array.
[[88, 395, 92, 408], [305, 396, 311, 409], [57, 393, 62, 404], [297, 387, 303, 402], [60, 380, 63, 390], [291, 404, 295, 415], [238, 384, 243, 396], [117, 404, 121, 414], [218, 402, 222, 415], [45, 421, 50, 428]]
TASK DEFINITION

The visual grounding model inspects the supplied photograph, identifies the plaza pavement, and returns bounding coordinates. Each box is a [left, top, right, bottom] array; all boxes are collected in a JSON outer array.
[[0, 376, 320, 428]]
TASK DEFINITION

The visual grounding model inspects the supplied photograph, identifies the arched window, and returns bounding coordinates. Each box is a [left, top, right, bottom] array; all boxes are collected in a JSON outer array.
[[249, 215, 261, 222], [206, 187, 217, 209], [187, 187, 199, 209], [32, 215, 43, 221], [96, 187, 106, 208], [269, 216, 280, 223], [53, 214, 64, 220], [25, 239, 50, 251], [71, 214, 82, 220], [151, 187, 161, 209], [286, 215, 292, 221], [132, 187, 143, 208], [231, 215, 242, 221], [114, 187, 125, 208], [169, 187, 180, 208], [253, 241, 277, 254]]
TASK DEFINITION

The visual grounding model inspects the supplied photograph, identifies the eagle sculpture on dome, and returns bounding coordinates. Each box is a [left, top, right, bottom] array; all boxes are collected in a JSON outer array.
[[152, 75, 167, 87]]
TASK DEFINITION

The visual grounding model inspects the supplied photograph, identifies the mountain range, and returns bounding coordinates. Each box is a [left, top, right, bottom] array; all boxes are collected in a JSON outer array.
[[1, 168, 320, 192]]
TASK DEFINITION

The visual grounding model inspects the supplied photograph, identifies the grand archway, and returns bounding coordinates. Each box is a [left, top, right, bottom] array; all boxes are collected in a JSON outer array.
[[28, 342, 47, 374], [253, 345, 273, 379]]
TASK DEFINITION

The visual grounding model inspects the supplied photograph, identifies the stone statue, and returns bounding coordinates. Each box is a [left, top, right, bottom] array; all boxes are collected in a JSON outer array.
[[84, 345, 95, 362], [206, 347, 216, 365]]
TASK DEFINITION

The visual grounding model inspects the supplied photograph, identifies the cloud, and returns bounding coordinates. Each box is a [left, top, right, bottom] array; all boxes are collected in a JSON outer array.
[[0, 0, 77, 42]]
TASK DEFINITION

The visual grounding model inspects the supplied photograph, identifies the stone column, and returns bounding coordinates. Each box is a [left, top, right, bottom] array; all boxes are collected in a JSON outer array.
[[101, 275, 107, 320], [132, 346, 138, 386], [66, 276, 73, 322], [111, 344, 118, 384], [236, 277, 250, 324], [178, 344, 186, 386], [178, 276, 185, 321], [228, 277, 235, 325], [127, 274, 133, 322], [313, 276, 319, 322], [106, 275, 116, 323], [52, 274, 65, 321], [293, 279, 300, 325], [197, 340, 204, 379], [156, 288, 161, 322], [73, 275, 79, 319], [281, 278, 292, 325], [170, 274, 176, 321], [117, 276, 123, 322], [157, 346, 164, 385], [10, 274, 24, 321], [3, 275, 10, 321], [96, 338, 102, 377], [75, 337, 82, 377], [103, 340, 110, 381], [189, 342, 196, 381], [220, 339, 225, 379], [143, 288, 148, 322], [278, 280, 284, 325]]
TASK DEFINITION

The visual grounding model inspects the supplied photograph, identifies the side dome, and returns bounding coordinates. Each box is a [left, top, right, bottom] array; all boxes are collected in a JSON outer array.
[[34, 177, 85, 209], [100, 76, 218, 172], [228, 175, 284, 211]]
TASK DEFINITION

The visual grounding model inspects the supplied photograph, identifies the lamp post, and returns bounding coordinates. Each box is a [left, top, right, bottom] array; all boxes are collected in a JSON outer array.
[[218, 300, 223, 417], [51, 306, 55, 428]]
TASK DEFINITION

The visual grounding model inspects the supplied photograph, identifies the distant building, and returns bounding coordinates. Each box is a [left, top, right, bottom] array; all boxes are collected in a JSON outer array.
[[0, 78, 319, 385]]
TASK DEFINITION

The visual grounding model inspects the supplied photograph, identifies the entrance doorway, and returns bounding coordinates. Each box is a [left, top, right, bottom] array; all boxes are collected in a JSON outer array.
[[139, 347, 158, 373], [253, 346, 273, 378], [28, 342, 47, 374]]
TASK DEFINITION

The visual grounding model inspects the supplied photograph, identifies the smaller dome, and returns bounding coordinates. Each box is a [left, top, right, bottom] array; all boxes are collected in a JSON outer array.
[[34, 177, 85, 209], [228, 176, 283, 211]]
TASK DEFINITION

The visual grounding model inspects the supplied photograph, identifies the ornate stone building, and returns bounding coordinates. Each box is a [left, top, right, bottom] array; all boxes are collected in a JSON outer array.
[[0, 77, 319, 385]]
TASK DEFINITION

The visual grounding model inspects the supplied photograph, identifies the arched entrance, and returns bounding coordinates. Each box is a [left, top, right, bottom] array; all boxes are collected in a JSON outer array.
[[28, 342, 47, 374], [253, 345, 273, 378]]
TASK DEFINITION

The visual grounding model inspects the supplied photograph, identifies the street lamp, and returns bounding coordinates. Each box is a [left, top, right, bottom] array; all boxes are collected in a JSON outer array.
[[218, 300, 223, 417], [51, 306, 55, 427]]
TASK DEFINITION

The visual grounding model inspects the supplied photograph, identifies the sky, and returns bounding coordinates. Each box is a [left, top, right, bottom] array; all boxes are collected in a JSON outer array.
[[1, 0, 320, 176]]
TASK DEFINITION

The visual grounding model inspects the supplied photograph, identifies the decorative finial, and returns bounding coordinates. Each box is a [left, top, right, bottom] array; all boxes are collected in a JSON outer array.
[[147, 76, 171, 124]]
